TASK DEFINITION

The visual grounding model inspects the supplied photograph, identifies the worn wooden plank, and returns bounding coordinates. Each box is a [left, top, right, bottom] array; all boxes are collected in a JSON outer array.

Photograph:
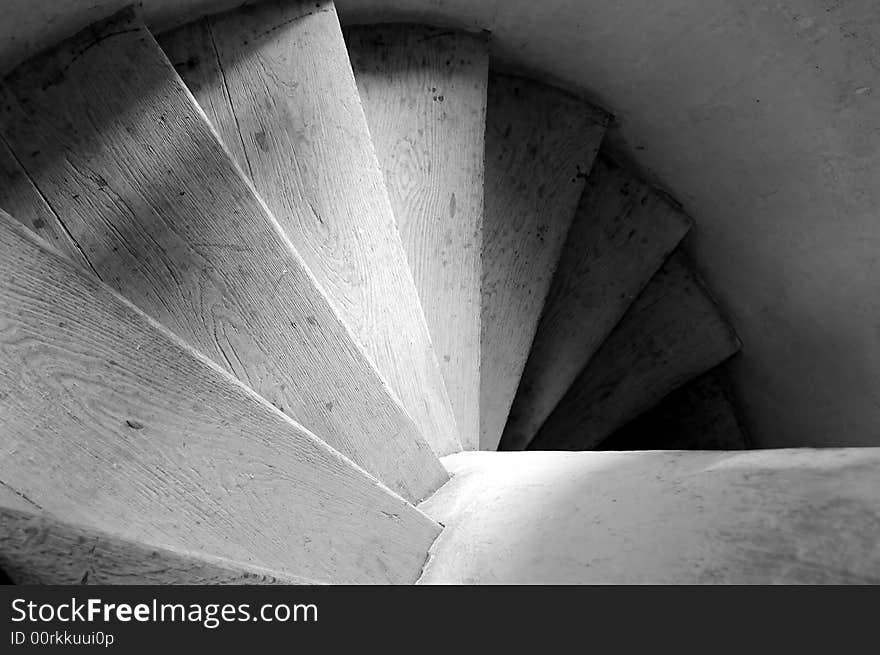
[[599, 368, 749, 451], [480, 74, 609, 450], [0, 7, 447, 502], [346, 24, 488, 451], [0, 213, 441, 584], [501, 155, 692, 450], [0, 136, 92, 272], [0, 504, 318, 585], [156, 17, 249, 170], [530, 251, 741, 450], [159, 2, 462, 457]]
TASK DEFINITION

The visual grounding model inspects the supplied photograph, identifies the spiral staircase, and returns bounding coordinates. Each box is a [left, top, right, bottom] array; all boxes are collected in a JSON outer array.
[[0, 1, 877, 585]]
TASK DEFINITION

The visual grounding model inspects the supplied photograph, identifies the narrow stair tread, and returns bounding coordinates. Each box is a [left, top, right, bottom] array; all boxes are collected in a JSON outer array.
[[0, 137, 92, 271], [480, 74, 609, 451], [346, 24, 489, 450]]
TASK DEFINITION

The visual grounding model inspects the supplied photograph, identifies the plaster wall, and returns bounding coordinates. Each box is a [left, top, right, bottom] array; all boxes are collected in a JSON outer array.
[[1, 0, 879, 447]]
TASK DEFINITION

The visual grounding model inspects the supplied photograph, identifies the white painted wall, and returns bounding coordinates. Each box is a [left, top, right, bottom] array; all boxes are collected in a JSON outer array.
[[2, 0, 879, 448]]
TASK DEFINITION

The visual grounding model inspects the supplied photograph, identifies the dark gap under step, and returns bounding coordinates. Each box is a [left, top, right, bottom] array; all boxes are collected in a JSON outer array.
[[599, 367, 750, 450]]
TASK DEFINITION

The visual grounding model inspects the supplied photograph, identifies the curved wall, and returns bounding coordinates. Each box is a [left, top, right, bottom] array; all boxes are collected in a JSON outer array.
[[3, 0, 880, 448]]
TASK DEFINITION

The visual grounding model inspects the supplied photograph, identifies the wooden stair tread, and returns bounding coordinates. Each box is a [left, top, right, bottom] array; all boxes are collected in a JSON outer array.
[[0, 503, 315, 585], [501, 155, 692, 450], [530, 250, 741, 450], [599, 368, 749, 451], [0, 7, 447, 503], [480, 74, 608, 451], [0, 137, 92, 272], [158, 2, 462, 457], [346, 24, 489, 451], [0, 213, 441, 584]]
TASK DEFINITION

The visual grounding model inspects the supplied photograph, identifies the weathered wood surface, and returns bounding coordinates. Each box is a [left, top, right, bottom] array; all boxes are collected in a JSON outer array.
[[0, 504, 316, 585], [0, 8, 447, 502], [0, 137, 91, 272], [420, 450, 880, 584], [501, 156, 691, 450], [346, 24, 488, 450], [156, 18, 249, 169], [480, 74, 608, 451], [159, 2, 462, 456], [0, 213, 442, 583], [599, 369, 749, 451], [530, 251, 741, 450]]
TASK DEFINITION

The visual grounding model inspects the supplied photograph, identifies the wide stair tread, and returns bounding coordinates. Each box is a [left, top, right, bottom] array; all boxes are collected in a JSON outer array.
[[480, 73, 609, 451], [502, 154, 692, 450], [0, 138, 94, 271], [419, 450, 880, 584], [0, 7, 446, 502], [346, 23, 489, 451], [158, 1, 461, 456], [0, 213, 440, 584], [530, 249, 741, 450]]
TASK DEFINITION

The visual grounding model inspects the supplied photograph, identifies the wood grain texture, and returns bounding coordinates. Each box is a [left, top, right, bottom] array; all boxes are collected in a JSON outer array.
[[599, 368, 749, 451], [0, 136, 92, 272], [0, 505, 316, 585], [159, 2, 462, 457], [530, 250, 742, 450], [0, 213, 441, 584], [0, 7, 447, 503], [501, 155, 692, 450], [480, 74, 608, 451], [157, 17, 249, 169], [346, 24, 488, 451]]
